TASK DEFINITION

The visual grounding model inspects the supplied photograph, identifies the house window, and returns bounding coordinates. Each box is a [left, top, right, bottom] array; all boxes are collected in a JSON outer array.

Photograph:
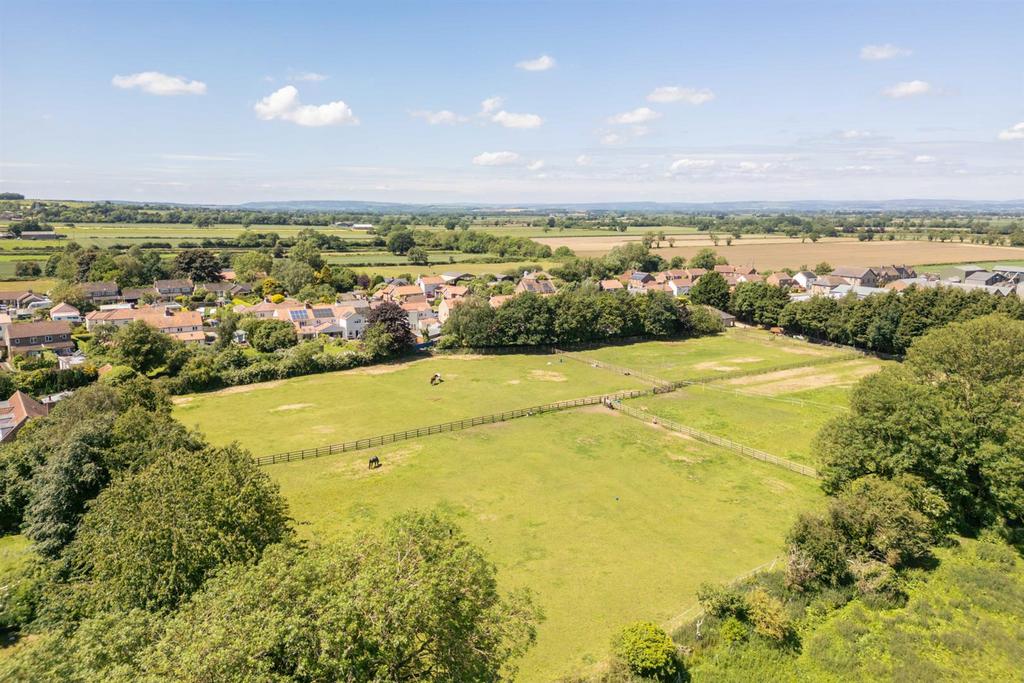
[[44, 336, 53, 342]]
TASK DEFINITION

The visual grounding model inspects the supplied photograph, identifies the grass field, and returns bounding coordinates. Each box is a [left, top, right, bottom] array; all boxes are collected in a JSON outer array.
[[349, 260, 557, 278], [624, 358, 885, 466], [266, 409, 824, 680], [173, 354, 647, 455], [0, 278, 57, 292], [572, 328, 853, 382]]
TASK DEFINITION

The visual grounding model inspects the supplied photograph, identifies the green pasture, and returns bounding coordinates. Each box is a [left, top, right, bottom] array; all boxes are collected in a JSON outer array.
[[574, 328, 853, 382], [266, 410, 824, 681], [173, 353, 647, 455], [349, 260, 557, 278], [624, 358, 884, 466], [0, 278, 56, 292]]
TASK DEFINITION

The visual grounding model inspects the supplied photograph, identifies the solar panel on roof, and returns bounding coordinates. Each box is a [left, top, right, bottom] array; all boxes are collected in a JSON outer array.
[[289, 310, 309, 321], [312, 308, 333, 318]]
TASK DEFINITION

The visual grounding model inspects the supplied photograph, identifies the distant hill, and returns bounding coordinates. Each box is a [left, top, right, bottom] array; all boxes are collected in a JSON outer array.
[[235, 198, 1024, 214]]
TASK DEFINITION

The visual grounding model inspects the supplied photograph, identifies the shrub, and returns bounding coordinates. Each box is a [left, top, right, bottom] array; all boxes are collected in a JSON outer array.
[[719, 616, 750, 645], [612, 621, 682, 680], [745, 588, 793, 643], [697, 583, 747, 619], [689, 305, 725, 336]]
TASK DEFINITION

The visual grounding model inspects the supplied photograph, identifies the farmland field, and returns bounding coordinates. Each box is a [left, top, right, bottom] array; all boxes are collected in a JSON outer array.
[[266, 409, 824, 681], [173, 353, 648, 455], [624, 358, 886, 466], [571, 328, 854, 382], [533, 234, 1024, 270]]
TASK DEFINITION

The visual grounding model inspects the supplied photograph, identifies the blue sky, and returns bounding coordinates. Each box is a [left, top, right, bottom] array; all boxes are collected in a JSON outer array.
[[1, 0, 1021, 204]]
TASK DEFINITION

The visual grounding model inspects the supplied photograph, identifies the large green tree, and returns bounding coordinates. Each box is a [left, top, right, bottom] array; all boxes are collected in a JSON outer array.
[[689, 271, 730, 310]]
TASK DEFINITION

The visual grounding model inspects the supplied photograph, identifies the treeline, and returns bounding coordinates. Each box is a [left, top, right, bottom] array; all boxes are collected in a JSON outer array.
[[776, 284, 1024, 355], [381, 227, 553, 260], [440, 287, 723, 348], [614, 314, 1024, 680], [0, 376, 539, 680]]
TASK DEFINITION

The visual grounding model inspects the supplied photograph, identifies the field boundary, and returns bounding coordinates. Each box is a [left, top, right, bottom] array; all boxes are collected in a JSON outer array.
[[255, 389, 649, 466], [610, 401, 819, 479]]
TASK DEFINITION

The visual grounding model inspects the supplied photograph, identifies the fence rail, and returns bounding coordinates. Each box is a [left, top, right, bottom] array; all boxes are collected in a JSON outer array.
[[255, 389, 649, 466], [556, 351, 676, 392], [610, 401, 819, 478]]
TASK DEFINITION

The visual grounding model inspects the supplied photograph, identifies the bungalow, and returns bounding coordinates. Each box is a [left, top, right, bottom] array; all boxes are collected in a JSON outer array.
[[599, 279, 624, 291], [737, 273, 764, 284], [831, 267, 879, 288], [810, 275, 847, 296], [49, 302, 82, 324], [0, 291, 46, 312], [233, 299, 298, 319], [4, 320, 74, 357], [79, 281, 120, 305], [85, 306, 206, 343], [438, 284, 469, 301], [766, 272, 796, 289], [964, 271, 1004, 287], [705, 306, 736, 327], [154, 279, 195, 300], [831, 284, 891, 300], [378, 282, 426, 303], [626, 272, 654, 293], [0, 391, 48, 442], [440, 271, 473, 284], [515, 277, 557, 295]]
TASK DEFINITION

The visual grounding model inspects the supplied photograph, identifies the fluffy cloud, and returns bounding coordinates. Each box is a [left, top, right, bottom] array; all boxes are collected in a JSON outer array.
[[839, 129, 873, 139], [527, 160, 545, 171], [411, 110, 467, 125], [601, 133, 625, 146], [292, 71, 328, 82], [516, 55, 556, 71], [491, 110, 543, 129], [254, 86, 358, 126], [669, 158, 716, 172], [576, 155, 593, 167], [997, 122, 1024, 141], [472, 151, 520, 166], [646, 86, 715, 104], [480, 96, 504, 114], [883, 80, 932, 98], [608, 107, 661, 125], [111, 71, 206, 95], [914, 155, 937, 163], [860, 44, 912, 60]]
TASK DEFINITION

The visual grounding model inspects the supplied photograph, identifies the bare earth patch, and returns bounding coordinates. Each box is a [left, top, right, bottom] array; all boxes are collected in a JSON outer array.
[[761, 477, 794, 494], [506, 379, 521, 385], [728, 360, 880, 395], [171, 396, 192, 405], [694, 361, 740, 372], [530, 370, 568, 382], [271, 403, 314, 412], [212, 380, 284, 396]]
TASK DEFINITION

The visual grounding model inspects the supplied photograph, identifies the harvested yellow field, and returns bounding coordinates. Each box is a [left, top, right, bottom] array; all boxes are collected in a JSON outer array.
[[533, 235, 1024, 270]]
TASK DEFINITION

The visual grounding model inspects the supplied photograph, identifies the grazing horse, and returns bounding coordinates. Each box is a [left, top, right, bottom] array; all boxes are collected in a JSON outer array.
[[368, 456, 381, 469]]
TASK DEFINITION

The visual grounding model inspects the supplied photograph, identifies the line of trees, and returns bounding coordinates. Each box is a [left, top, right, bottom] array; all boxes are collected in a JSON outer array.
[[440, 286, 723, 348]]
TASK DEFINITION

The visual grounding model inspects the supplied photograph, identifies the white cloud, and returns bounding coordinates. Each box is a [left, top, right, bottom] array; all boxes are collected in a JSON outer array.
[[601, 133, 625, 146], [860, 44, 912, 61], [608, 107, 661, 125], [254, 86, 358, 127], [882, 80, 932, 98], [411, 109, 467, 125], [527, 160, 545, 171], [737, 161, 772, 173], [997, 122, 1024, 141], [111, 71, 206, 95], [472, 151, 520, 166], [160, 153, 247, 162], [576, 155, 593, 167], [647, 86, 715, 104], [516, 55, 556, 71], [839, 129, 873, 139], [669, 158, 716, 172], [292, 71, 328, 82], [837, 165, 877, 173], [491, 110, 543, 129], [480, 96, 504, 114], [914, 155, 937, 163]]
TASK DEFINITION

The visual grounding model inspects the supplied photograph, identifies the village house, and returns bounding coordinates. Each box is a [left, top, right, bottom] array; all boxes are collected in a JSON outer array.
[[515, 275, 557, 295], [416, 275, 444, 298], [831, 284, 891, 300], [0, 391, 48, 442], [793, 271, 817, 290], [830, 266, 879, 288], [120, 287, 157, 304], [964, 271, 1005, 287], [440, 271, 473, 284], [874, 265, 917, 283], [437, 297, 464, 324], [48, 302, 82, 324], [85, 306, 206, 343], [3, 320, 74, 358], [766, 272, 796, 289], [488, 294, 512, 309], [79, 281, 120, 305], [153, 278, 195, 300], [810, 275, 847, 296], [993, 265, 1024, 282], [598, 279, 624, 292], [0, 291, 47, 312], [666, 278, 693, 297]]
